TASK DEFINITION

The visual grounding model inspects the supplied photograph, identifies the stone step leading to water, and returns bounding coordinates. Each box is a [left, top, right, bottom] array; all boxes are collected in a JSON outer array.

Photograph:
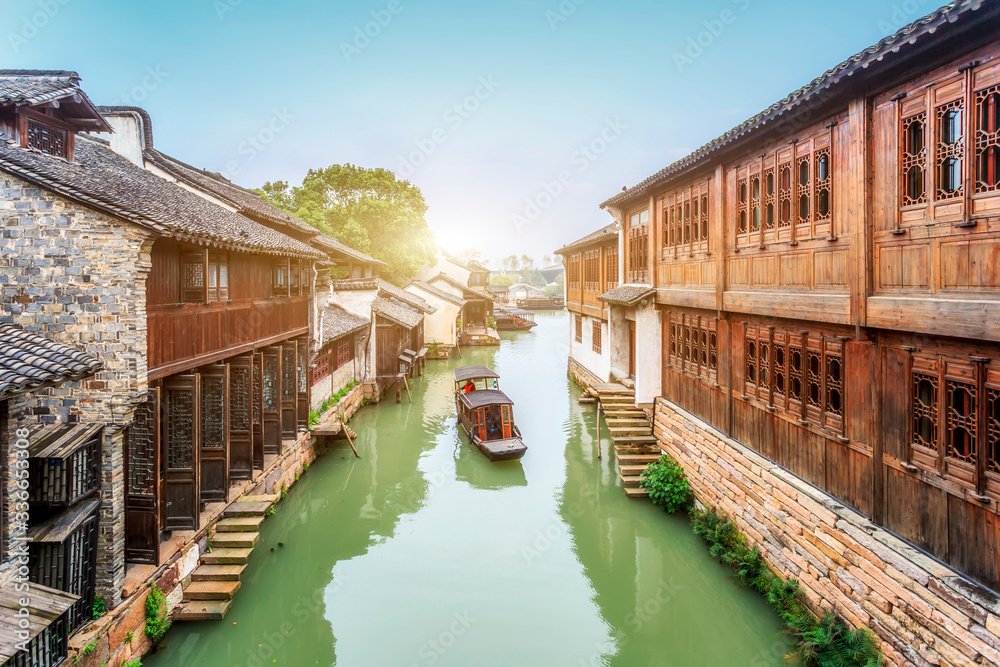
[[173, 600, 233, 622], [192, 564, 246, 582], [215, 516, 265, 533], [618, 464, 652, 476], [212, 532, 259, 549], [608, 426, 654, 436], [223, 501, 273, 518], [610, 434, 658, 445], [624, 487, 650, 499], [619, 474, 642, 488], [616, 453, 661, 465], [184, 580, 242, 601], [200, 547, 253, 565]]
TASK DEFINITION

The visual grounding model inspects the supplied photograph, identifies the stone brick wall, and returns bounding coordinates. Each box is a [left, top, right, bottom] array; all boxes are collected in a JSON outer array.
[[310, 360, 359, 412], [652, 396, 1000, 667], [0, 172, 152, 606]]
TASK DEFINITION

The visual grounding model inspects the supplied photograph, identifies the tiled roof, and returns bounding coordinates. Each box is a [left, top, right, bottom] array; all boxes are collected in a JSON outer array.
[[0, 136, 323, 259], [372, 297, 423, 329], [0, 325, 103, 400], [598, 285, 655, 307], [0, 70, 111, 132], [429, 273, 494, 303], [310, 234, 386, 267], [554, 223, 618, 256], [407, 281, 466, 307], [320, 305, 370, 346], [602, 0, 986, 208], [331, 277, 436, 313], [144, 149, 319, 237]]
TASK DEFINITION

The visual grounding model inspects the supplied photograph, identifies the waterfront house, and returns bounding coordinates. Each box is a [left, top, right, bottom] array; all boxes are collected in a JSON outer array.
[[0, 325, 103, 666], [560, 2, 1000, 662], [415, 257, 498, 348], [556, 223, 621, 385]]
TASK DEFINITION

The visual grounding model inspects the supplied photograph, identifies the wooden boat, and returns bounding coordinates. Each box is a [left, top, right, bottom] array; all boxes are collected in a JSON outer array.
[[516, 296, 564, 310], [494, 308, 537, 332], [453, 366, 527, 461]]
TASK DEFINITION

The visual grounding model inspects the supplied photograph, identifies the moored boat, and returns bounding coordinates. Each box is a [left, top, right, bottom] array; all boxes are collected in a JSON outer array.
[[453, 366, 527, 461], [516, 296, 564, 310], [494, 307, 537, 331]]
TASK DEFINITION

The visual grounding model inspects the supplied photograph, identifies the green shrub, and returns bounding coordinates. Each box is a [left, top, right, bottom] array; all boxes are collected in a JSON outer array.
[[639, 455, 692, 512], [144, 583, 171, 646], [91, 597, 106, 620], [691, 507, 883, 667], [308, 411, 320, 428], [124, 660, 143, 667]]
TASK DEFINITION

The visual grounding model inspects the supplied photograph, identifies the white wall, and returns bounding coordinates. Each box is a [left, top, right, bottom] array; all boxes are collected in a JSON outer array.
[[405, 285, 460, 347], [329, 289, 377, 381], [634, 300, 662, 405], [568, 313, 611, 383]]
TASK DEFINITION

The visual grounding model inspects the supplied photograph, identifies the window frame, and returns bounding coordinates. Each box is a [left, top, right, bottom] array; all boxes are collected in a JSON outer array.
[[592, 320, 602, 354]]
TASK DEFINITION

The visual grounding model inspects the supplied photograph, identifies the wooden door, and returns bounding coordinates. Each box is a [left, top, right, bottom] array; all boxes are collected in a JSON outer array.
[[125, 388, 160, 565], [262, 347, 281, 455], [500, 404, 512, 439], [162, 374, 200, 532], [200, 364, 230, 506], [252, 352, 264, 469], [376, 324, 399, 377], [296, 336, 309, 431], [281, 341, 298, 440], [629, 321, 637, 378], [229, 355, 254, 481]]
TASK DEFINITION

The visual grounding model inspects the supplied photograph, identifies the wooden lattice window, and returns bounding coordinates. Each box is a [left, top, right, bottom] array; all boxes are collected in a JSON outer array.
[[207, 253, 229, 302], [584, 250, 600, 291], [301, 263, 311, 295], [337, 336, 353, 369], [282, 346, 297, 401], [774, 337, 787, 399], [976, 86, 1000, 194], [592, 320, 602, 354], [699, 192, 709, 242], [737, 178, 748, 234], [825, 351, 843, 418], [290, 259, 300, 295], [568, 255, 581, 290], [666, 311, 718, 383], [272, 261, 289, 297], [778, 163, 793, 227], [201, 373, 226, 449], [901, 112, 928, 205], [946, 377, 977, 464], [745, 334, 758, 388], [575, 315, 582, 343], [913, 371, 939, 451], [26, 117, 68, 157], [988, 383, 1000, 475], [763, 167, 776, 230], [311, 351, 331, 384], [605, 247, 619, 290], [750, 174, 761, 232], [936, 99, 965, 201], [797, 156, 812, 224], [627, 211, 649, 283], [182, 252, 205, 303], [789, 345, 803, 403], [807, 350, 823, 409], [262, 354, 278, 410], [815, 149, 832, 220]]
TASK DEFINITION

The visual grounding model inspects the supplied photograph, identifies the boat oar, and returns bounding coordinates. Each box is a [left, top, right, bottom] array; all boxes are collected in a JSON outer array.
[[340, 418, 360, 458]]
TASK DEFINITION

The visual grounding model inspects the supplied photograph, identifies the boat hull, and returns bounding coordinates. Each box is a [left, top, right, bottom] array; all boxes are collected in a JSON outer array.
[[473, 435, 527, 461]]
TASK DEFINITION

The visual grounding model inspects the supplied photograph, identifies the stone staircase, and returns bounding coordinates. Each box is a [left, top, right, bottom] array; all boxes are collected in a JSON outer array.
[[173, 494, 278, 621], [595, 383, 660, 499]]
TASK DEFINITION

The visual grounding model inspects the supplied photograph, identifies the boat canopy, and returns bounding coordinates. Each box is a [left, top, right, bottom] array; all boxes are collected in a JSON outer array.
[[458, 389, 514, 410], [453, 366, 501, 382]]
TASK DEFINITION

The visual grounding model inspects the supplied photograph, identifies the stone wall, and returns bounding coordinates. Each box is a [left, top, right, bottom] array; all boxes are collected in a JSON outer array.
[[652, 396, 1000, 667], [0, 173, 152, 606], [568, 357, 603, 392]]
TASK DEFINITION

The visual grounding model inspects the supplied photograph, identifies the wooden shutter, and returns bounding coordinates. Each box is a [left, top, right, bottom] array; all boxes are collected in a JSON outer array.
[[882, 346, 910, 462], [162, 374, 200, 532], [125, 388, 160, 565], [281, 342, 298, 440], [200, 364, 230, 505], [252, 352, 265, 469], [229, 356, 254, 481], [845, 341, 876, 445], [296, 336, 309, 431], [262, 347, 282, 455]]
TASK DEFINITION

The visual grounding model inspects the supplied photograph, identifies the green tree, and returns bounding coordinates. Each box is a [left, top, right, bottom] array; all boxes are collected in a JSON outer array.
[[258, 165, 437, 283], [490, 273, 514, 287]]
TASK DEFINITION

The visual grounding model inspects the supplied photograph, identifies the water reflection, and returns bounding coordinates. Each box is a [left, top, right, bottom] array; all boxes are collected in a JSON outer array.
[[144, 312, 786, 667]]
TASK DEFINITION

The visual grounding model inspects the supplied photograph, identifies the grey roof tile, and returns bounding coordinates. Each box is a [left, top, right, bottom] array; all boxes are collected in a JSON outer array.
[[0, 324, 103, 400], [372, 297, 423, 329], [554, 222, 618, 255], [0, 136, 323, 259], [598, 284, 655, 307], [320, 305, 370, 345]]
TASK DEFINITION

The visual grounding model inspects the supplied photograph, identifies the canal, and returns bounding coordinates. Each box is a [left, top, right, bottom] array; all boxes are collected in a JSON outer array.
[[145, 312, 789, 667]]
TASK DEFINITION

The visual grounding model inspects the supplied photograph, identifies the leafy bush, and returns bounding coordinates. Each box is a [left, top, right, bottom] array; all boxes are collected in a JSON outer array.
[[124, 660, 142, 667], [639, 455, 692, 512], [91, 597, 106, 620], [144, 583, 171, 646], [691, 506, 883, 666]]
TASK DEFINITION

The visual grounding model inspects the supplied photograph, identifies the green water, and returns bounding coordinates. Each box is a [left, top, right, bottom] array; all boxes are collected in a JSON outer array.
[[144, 312, 789, 667]]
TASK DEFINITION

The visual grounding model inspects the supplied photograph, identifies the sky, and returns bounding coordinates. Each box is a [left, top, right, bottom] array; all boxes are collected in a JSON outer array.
[[4, 0, 937, 266]]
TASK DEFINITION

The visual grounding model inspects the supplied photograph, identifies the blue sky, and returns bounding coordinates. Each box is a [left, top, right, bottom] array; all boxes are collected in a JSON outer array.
[[5, 0, 936, 265]]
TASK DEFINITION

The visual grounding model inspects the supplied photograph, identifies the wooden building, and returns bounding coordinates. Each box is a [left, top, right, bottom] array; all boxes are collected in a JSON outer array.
[[557, 223, 622, 384], [584, 0, 1000, 607], [414, 258, 498, 349], [0, 324, 104, 666]]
